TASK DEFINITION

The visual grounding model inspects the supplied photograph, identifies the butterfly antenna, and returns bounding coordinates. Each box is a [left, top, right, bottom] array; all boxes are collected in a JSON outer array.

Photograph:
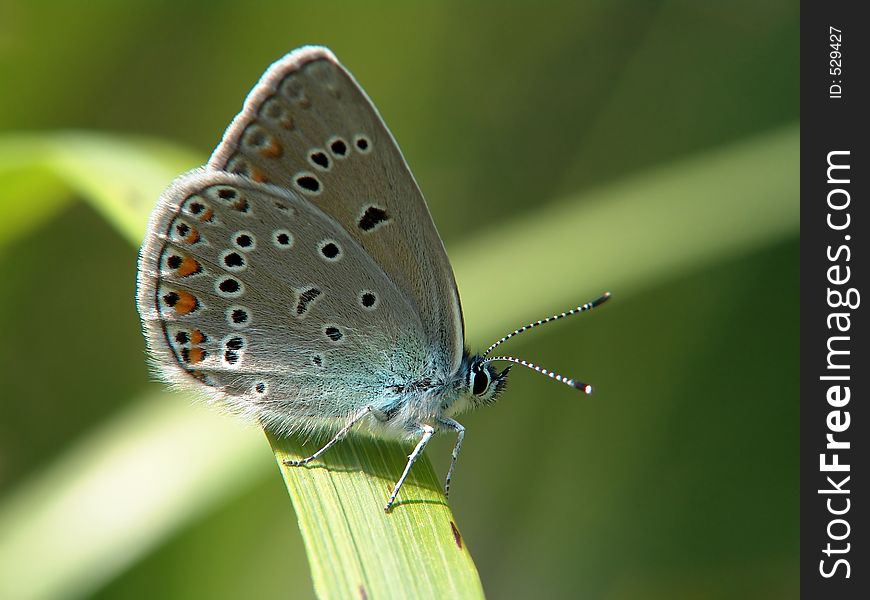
[[482, 355, 595, 394], [482, 292, 611, 358]]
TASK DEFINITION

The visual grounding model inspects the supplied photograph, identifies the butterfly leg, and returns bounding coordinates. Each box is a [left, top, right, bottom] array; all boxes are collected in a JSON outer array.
[[437, 417, 465, 499], [385, 424, 435, 512], [283, 406, 373, 467]]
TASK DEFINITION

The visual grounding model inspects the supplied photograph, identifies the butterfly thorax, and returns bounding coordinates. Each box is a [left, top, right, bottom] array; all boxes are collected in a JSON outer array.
[[365, 351, 508, 436]]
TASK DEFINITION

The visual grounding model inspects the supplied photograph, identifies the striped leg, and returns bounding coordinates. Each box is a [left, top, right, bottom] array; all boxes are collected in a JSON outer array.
[[385, 424, 435, 512], [437, 417, 465, 499], [283, 406, 372, 466]]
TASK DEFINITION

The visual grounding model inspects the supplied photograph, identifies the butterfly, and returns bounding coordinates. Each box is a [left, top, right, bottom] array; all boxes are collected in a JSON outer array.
[[136, 46, 609, 511]]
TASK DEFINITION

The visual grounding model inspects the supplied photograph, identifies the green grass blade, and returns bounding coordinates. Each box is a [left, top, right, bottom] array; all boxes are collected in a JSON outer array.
[[269, 433, 484, 600]]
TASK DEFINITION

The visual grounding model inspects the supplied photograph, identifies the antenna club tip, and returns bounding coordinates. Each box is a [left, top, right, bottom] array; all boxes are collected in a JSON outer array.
[[570, 380, 594, 394], [590, 292, 612, 308]]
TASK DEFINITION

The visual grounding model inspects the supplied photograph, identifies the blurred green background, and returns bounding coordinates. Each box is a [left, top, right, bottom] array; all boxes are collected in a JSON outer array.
[[0, 1, 798, 599]]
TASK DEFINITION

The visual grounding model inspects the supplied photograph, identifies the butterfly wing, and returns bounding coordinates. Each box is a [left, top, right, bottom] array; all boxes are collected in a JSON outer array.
[[207, 46, 464, 377], [136, 169, 432, 432]]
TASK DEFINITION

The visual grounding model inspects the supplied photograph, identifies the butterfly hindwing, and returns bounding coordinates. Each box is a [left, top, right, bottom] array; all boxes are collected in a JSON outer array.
[[136, 169, 430, 430]]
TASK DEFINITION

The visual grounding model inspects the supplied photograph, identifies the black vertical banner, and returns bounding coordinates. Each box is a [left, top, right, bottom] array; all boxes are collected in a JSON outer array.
[[801, 2, 868, 598]]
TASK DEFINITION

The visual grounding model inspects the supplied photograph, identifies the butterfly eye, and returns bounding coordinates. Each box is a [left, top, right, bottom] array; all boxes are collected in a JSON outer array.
[[472, 368, 490, 396]]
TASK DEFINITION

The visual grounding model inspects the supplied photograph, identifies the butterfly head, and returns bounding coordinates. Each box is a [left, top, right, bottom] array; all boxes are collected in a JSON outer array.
[[462, 354, 510, 406]]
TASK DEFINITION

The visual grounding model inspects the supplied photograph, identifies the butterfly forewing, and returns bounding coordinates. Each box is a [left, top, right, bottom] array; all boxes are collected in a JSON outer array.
[[136, 170, 430, 429], [207, 46, 464, 377]]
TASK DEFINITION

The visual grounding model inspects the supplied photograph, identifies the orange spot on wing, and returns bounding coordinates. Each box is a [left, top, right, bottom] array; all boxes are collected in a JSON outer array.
[[174, 291, 198, 315], [177, 256, 201, 277], [200, 208, 214, 222], [185, 227, 200, 244], [260, 138, 283, 159], [190, 329, 205, 344], [249, 165, 268, 183], [188, 347, 205, 364]]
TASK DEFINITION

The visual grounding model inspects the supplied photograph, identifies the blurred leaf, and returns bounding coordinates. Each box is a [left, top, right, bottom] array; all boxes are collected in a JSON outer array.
[[0, 392, 271, 600], [0, 167, 68, 252], [0, 132, 200, 252], [459, 125, 799, 344], [0, 137, 70, 251], [0, 123, 797, 599]]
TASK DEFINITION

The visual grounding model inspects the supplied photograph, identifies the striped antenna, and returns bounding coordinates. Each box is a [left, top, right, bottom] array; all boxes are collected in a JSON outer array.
[[482, 355, 594, 394], [482, 292, 611, 358]]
